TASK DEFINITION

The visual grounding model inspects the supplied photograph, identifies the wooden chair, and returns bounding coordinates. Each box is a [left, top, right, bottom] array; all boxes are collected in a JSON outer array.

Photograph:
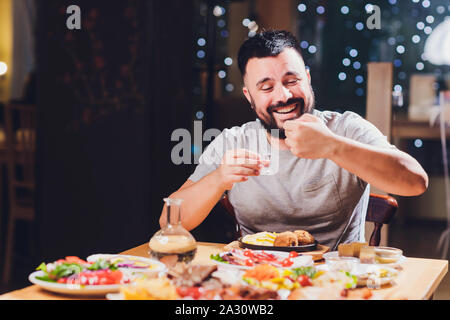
[[2, 103, 36, 284], [220, 193, 398, 247]]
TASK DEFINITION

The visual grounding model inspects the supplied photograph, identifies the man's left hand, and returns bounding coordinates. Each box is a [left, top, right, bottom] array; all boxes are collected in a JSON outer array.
[[283, 113, 337, 159]]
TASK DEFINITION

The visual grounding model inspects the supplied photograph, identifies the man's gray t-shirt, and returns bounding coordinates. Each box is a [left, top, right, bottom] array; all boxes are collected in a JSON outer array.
[[188, 110, 397, 250]]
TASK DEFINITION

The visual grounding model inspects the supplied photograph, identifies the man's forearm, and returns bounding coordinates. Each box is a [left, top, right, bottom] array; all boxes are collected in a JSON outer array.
[[329, 135, 428, 196], [159, 170, 226, 231]]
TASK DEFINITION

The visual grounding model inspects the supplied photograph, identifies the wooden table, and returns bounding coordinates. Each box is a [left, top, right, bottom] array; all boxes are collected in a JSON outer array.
[[0, 242, 447, 300], [392, 118, 450, 140]]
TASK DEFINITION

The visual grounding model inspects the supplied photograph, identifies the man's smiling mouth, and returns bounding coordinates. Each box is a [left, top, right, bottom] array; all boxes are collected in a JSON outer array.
[[272, 103, 299, 114], [270, 98, 305, 115]]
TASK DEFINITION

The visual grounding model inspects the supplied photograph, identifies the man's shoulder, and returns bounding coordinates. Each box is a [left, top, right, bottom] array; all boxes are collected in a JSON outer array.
[[313, 109, 368, 134], [313, 109, 364, 124], [314, 109, 389, 145]]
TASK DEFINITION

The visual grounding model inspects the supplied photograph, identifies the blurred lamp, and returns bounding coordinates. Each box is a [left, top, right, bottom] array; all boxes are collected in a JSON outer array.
[[0, 61, 7, 76], [424, 17, 450, 65]]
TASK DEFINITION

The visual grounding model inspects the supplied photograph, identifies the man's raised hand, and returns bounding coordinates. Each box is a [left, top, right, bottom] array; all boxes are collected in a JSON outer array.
[[216, 149, 270, 190], [283, 113, 337, 159]]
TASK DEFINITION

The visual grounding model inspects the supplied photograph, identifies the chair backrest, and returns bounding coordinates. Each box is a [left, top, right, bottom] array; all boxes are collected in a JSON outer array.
[[219, 193, 398, 247], [4, 103, 37, 208], [365, 193, 398, 246]]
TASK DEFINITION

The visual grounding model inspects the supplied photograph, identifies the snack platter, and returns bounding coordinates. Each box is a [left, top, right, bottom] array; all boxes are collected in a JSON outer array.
[[26, 230, 406, 300], [238, 230, 318, 252], [239, 238, 318, 252]]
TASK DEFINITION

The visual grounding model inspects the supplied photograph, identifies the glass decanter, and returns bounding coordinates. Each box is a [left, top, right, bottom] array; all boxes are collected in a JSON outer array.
[[148, 198, 197, 267]]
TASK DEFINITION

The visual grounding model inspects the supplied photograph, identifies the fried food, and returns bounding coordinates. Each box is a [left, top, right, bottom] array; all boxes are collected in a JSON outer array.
[[120, 278, 179, 300], [338, 243, 354, 257], [294, 230, 315, 245], [168, 264, 218, 287], [273, 231, 298, 247], [352, 242, 368, 257]]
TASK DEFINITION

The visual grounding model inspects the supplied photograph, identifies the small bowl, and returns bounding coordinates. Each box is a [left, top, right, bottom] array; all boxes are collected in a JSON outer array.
[[323, 251, 360, 272], [374, 247, 403, 264]]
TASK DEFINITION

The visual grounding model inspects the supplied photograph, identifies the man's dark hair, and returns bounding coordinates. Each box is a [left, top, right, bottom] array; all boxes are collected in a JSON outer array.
[[237, 30, 303, 76]]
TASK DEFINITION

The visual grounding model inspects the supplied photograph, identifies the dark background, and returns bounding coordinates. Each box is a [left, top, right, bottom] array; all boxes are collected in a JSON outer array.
[[34, 0, 236, 265]]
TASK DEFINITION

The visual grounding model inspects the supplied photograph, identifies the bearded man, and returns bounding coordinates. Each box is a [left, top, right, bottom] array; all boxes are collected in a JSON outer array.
[[159, 30, 428, 249]]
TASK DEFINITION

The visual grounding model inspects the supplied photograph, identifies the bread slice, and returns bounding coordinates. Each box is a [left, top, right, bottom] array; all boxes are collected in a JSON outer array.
[[338, 242, 369, 258], [338, 243, 354, 257], [352, 242, 368, 258]]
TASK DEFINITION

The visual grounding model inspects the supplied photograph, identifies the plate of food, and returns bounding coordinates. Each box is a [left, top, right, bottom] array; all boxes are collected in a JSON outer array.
[[108, 262, 375, 300], [210, 248, 314, 270], [239, 230, 318, 252], [352, 264, 399, 288], [317, 258, 399, 288], [29, 255, 165, 296]]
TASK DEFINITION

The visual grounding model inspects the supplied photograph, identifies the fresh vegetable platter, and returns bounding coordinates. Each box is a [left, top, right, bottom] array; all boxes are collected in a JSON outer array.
[[28, 255, 165, 296]]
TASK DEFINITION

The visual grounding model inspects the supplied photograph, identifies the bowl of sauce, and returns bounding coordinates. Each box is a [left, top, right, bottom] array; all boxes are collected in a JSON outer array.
[[374, 247, 403, 264]]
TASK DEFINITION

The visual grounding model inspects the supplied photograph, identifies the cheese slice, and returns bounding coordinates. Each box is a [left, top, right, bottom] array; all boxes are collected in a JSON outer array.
[[242, 232, 277, 246]]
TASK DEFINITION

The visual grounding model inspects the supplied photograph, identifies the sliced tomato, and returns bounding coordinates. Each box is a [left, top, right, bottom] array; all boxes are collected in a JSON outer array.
[[288, 251, 299, 258], [65, 269, 123, 285], [108, 270, 123, 283], [297, 275, 312, 287], [245, 259, 254, 267], [281, 258, 293, 267], [176, 287, 204, 299], [243, 250, 254, 258], [176, 287, 189, 297]]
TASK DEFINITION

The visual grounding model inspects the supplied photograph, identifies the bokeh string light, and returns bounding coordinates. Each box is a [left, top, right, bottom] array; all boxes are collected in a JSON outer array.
[[191, 0, 448, 128], [294, 0, 449, 107]]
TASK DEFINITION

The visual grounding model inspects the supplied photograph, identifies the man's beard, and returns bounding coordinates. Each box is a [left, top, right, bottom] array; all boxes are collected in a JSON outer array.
[[250, 92, 315, 139]]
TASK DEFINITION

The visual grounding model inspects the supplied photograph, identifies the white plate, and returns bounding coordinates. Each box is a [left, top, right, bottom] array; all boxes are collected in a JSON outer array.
[[29, 271, 124, 296], [211, 250, 314, 270], [29, 254, 166, 297], [86, 254, 165, 267], [352, 264, 399, 288], [87, 254, 166, 276], [86, 253, 165, 269], [316, 263, 399, 288]]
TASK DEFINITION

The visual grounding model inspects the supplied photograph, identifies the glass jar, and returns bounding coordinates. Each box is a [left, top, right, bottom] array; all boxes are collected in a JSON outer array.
[[148, 198, 197, 267]]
